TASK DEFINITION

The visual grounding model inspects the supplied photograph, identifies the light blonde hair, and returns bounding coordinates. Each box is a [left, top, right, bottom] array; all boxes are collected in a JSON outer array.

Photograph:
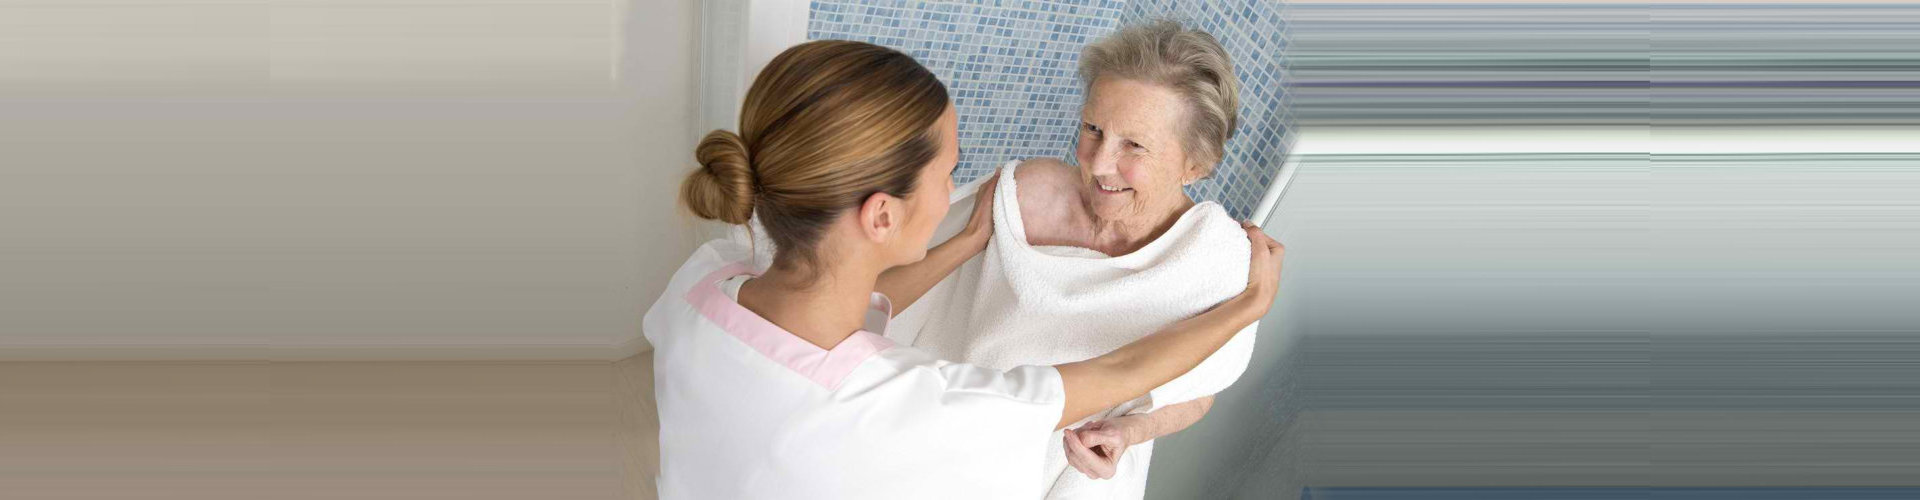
[[682, 40, 949, 274], [1079, 19, 1240, 175]]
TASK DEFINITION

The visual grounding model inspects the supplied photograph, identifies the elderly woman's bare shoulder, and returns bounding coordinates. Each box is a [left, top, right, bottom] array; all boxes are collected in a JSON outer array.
[[1012, 157, 1078, 187], [1010, 158, 1086, 242]]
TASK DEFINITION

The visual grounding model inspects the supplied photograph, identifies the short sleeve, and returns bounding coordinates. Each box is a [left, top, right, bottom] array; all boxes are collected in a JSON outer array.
[[1139, 320, 1258, 413], [934, 362, 1067, 411], [907, 353, 1065, 438], [871, 352, 1066, 495], [870, 348, 1066, 429]]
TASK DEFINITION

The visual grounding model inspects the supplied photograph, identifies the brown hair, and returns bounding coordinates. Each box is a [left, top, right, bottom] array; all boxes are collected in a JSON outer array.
[[682, 40, 950, 274], [1079, 19, 1240, 175]]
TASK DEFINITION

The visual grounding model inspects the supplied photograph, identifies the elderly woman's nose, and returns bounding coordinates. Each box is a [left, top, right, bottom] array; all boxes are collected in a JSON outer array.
[[1086, 146, 1121, 176]]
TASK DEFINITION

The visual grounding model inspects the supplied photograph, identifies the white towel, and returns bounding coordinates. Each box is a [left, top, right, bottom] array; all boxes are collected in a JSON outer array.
[[893, 160, 1258, 500]]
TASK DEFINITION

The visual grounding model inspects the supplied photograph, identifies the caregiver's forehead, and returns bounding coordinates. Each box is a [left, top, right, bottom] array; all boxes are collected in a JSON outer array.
[[1086, 79, 1184, 138]]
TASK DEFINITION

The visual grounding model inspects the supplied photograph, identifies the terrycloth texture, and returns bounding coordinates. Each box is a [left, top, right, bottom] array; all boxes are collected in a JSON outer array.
[[894, 160, 1258, 500]]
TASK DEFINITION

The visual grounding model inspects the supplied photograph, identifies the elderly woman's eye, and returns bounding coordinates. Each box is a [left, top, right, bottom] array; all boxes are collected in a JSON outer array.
[[1083, 123, 1101, 136], [1125, 140, 1145, 151]]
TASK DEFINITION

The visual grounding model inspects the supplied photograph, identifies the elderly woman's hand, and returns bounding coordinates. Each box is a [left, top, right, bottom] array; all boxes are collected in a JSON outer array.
[[958, 169, 1001, 251], [1063, 416, 1144, 480]]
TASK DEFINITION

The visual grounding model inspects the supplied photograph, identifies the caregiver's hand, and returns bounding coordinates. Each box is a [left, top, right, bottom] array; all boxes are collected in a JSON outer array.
[[957, 169, 1001, 251], [1240, 220, 1284, 305], [875, 169, 1002, 314], [1052, 223, 1282, 430], [1063, 417, 1141, 480]]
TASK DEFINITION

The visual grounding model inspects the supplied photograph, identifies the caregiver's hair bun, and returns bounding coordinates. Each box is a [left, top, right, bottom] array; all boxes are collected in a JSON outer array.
[[682, 129, 756, 225], [681, 40, 947, 274]]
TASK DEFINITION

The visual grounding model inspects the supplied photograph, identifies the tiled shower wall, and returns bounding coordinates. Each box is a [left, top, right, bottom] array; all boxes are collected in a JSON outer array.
[[808, 1, 1127, 184], [808, 0, 1290, 220]]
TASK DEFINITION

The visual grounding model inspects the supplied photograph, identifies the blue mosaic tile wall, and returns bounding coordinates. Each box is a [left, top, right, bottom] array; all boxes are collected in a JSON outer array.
[[808, 0, 1126, 183], [1122, 0, 1291, 219], [808, 0, 1290, 219]]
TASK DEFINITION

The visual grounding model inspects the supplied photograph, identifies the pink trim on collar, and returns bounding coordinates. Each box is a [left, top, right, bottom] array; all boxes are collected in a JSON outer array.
[[684, 262, 896, 390]]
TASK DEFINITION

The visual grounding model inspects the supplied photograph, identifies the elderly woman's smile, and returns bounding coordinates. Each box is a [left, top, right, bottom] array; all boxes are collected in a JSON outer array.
[[1075, 78, 1204, 232]]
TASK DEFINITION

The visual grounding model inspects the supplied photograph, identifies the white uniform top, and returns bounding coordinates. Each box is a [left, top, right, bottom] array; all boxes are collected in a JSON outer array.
[[643, 238, 1068, 500]]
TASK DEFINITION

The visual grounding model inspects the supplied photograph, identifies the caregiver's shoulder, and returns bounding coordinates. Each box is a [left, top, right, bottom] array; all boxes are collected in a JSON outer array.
[[1011, 157, 1084, 240]]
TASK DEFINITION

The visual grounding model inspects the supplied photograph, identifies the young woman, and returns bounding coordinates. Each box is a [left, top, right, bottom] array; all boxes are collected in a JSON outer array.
[[643, 40, 1283, 499]]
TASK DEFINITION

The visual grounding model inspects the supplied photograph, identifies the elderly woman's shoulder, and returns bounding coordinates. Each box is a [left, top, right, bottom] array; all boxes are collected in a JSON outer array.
[[1007, 158, 1086, 242], [1010, 158, 1083, 205], [1011, 157, 1077, 185]]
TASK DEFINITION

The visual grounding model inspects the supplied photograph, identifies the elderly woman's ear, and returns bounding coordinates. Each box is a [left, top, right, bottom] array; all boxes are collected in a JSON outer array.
[[1183, 163, 1211, 186]]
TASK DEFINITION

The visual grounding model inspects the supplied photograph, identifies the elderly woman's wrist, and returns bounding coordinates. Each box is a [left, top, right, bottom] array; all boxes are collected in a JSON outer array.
[[1113, 414, 1155, 444]]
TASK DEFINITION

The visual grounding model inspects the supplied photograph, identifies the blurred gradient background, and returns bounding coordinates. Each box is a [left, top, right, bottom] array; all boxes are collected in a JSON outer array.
[[2, 1, 1916, 499]]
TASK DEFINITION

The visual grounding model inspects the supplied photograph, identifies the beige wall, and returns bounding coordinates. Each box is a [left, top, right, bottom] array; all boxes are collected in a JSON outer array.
[[0, 0, 705, 359]]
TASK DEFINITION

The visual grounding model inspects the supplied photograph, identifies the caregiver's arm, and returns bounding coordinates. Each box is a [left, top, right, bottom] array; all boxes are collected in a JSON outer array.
[[876, 172, 999, 313], [1052, 223, 1283, 430]]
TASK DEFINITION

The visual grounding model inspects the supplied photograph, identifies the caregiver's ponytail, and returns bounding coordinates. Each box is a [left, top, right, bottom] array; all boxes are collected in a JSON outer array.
[[679, 40, 949, 274]]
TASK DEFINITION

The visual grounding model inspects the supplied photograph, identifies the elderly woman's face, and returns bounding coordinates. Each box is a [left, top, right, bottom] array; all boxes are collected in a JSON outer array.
[[1075, 78, 1206, 225]]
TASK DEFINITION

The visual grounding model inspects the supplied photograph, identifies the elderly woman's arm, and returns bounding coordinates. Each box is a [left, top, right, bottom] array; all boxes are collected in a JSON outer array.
[[1123, 395, 1214, 442], [875, 172, 999, 313], [1062, 396, 1215, 480]]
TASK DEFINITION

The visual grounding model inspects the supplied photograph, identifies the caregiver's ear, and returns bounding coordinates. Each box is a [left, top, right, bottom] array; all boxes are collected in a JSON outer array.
[[856, 192, 901, 242]]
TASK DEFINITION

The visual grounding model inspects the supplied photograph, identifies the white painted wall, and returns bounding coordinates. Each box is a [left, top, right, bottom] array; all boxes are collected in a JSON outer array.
[[627, 0, 708, 356], [684, 0, 814, 244], [0, 0, 706, 360]]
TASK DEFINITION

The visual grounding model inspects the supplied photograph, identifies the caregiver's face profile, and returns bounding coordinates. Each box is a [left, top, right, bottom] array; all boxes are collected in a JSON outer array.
[[889, 104, 961, 264], [1074, 77, 1207, 225]]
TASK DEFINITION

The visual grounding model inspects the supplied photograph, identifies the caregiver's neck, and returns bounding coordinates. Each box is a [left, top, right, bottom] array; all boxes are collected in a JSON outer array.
[[736, 257, 878, 351]]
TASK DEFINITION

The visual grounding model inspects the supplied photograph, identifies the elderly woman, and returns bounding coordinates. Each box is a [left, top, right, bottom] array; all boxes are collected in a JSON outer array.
[[890, 20, 1258, 499]]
